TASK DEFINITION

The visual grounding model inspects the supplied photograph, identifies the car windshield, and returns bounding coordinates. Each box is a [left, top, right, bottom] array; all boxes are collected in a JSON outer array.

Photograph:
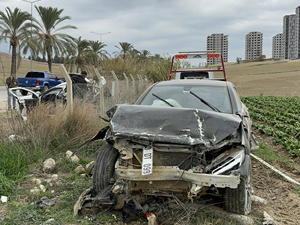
[[139, 84, 232, 113]]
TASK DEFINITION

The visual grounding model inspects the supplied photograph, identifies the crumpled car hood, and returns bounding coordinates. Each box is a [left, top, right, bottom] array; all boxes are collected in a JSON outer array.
[[108, 104, 242, 146]]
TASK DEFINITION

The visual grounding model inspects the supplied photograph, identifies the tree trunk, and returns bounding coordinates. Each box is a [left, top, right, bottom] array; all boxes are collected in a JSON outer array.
[[10, 44, 17, 76], [47, 48, 52, 72]]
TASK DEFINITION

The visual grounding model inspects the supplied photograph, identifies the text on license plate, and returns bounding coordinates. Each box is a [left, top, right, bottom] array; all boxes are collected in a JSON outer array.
[[142, 146, 153, 176]]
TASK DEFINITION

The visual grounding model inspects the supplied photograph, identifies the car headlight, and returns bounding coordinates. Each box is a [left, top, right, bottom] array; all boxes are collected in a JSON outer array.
[[211, 149, 245, 175]]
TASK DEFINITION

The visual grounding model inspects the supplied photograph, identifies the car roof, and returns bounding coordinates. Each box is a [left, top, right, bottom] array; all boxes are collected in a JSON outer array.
[[154, 79, 230, 87]]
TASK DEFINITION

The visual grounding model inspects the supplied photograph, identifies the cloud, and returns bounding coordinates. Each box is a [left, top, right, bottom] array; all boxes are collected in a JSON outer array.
[[0, 0, 299, 61]]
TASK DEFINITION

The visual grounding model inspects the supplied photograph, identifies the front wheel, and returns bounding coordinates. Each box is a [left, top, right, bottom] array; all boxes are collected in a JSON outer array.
[[93, 144, 119, 194], [223, 166, 251, 215]]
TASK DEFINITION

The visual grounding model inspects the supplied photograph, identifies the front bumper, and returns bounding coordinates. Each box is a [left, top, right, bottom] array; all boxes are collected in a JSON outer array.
[[115, 165, 240, 188]]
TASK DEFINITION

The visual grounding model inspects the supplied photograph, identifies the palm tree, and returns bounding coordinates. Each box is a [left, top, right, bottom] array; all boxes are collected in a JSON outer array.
[[32, 6, 77, 72], [64, 36, 90, 73], [0, 7, 33, 75], [139, 49, 151, 60], [87, 40, 109, 67], [114, 42, 133, 59]]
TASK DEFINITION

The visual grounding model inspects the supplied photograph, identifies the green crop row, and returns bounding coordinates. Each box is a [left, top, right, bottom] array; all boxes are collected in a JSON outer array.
[[242, 96, 300, 157]]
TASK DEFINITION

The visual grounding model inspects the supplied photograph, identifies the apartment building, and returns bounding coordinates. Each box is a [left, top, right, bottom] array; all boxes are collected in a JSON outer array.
[[272, 33, 284, 59], [245, 32, 263, 60], [283, 15, 298, 59], [282, 6, 300, 60], [206, 34, 228, 65], [296, 6, 300, 59]]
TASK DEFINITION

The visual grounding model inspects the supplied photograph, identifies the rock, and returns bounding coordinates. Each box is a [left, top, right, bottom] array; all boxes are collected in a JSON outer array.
[[70, 155, 80, 163], [29, 178, 42, 186], [85, 161, 95, 178], [30, 187, 40, 194], [40, 184, 46, 192], [51, 174, 58, 181], [74, 165, 85, 173], [66, 150, 80, 163], [251, 195, 267, 206], [66, 150, 73, 158], [43, 158, 56, 173]]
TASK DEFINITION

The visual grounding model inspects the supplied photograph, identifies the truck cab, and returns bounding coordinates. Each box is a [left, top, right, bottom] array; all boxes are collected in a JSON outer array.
[[169, 51, 227, 81]]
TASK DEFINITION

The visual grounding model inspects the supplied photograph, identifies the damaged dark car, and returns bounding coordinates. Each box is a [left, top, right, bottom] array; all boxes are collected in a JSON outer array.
[[83, 79, 258, 218]]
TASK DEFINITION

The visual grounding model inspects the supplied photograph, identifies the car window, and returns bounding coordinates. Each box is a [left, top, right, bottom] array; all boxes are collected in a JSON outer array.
[[139, 84, 232, 113], [232, 87, 242, 110], [26, 72, 44, 78], [41, 87, 63, 102]]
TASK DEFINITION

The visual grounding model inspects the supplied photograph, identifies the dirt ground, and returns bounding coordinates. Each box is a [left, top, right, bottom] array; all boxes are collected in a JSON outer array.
[[250, 131, 300, 225]]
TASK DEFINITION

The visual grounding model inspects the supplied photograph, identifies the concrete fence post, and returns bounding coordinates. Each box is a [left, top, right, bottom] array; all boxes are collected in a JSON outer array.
[[123, 73, 130, 102], [111, 70, 120, 104], [58, 64, 73, 114], [129, 74, 135, 102]]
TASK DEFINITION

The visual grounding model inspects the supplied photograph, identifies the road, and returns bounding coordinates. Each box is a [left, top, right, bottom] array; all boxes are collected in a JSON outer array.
[[0, 85, 7, 111]]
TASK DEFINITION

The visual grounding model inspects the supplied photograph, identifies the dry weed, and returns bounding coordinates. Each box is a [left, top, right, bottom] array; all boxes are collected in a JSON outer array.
[[0, 101, 104, 152]]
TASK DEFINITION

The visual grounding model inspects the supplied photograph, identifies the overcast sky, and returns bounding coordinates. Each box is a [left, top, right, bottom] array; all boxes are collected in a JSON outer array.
[[0, 0, 299, 62]]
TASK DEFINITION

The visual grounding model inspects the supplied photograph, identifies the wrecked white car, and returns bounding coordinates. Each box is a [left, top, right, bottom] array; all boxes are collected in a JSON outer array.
[[82, 80, 258, 218]]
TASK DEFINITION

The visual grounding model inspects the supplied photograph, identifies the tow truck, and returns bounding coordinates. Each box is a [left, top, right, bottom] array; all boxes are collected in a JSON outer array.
[[169, 51, 227, 81]]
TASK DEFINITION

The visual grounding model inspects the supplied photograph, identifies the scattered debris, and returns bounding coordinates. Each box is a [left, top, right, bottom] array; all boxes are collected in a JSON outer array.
[[43, 218, 56, 224], [146, 212, 157, 225], [43, 158, 56, 173], [8, 134, 22, 142], [263, 211, 278, 225], [36, 199, 56, 208], [251, 195, 267, 206], [122, 198, 144, 224], [1, 196, 8, 203]]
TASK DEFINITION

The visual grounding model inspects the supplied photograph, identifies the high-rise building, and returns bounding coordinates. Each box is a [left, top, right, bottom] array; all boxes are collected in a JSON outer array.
[[282, 6, 300, 60], [206, 34, 228, 65], [272, 33, 284, 59], [283, 15, 297, 59], [245, 31, 263, 60], [296, 6, 300, 59]]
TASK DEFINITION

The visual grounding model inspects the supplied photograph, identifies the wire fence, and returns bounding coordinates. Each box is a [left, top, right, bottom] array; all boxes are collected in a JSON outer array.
[[70, 68, 151, 118]]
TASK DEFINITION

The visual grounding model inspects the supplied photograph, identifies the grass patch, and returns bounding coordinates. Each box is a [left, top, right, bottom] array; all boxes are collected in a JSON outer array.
[[252, 142, 293, 168]]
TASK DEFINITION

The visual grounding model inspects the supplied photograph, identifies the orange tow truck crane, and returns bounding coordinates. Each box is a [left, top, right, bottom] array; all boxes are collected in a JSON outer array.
[[169, 51, 227, 81]]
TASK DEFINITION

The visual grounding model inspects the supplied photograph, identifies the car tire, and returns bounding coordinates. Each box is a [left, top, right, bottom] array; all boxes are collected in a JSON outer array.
[[20, 90, 28, 96], [43, 85, 49, 92], [93, 144, 119, 194], [223, 163, 252, 215]]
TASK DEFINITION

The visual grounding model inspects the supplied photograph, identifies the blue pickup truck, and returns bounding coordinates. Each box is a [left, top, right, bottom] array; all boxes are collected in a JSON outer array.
[[18, 71, 64, 95]]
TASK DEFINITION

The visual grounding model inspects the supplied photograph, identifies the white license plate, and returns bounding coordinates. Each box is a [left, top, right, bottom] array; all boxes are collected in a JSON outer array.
[[142, 146, 153, 176]]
